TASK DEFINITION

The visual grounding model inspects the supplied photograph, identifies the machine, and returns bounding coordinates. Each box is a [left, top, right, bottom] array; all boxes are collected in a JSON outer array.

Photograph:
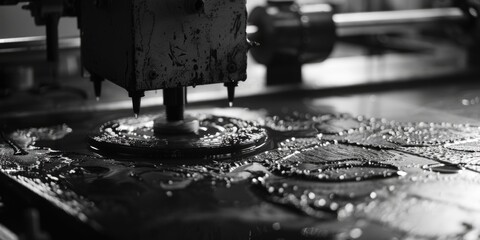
[[1, 0, 480, 239]]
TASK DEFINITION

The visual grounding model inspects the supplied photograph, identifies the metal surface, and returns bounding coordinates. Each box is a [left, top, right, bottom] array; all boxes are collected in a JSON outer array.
[[0, 36, 79, 51], [248, 6, 469, 65], [334, 7, 468, 36], [248, 3, 336, 65], [0, 34, 471, 118], [2, 79, 480, 239], [0, 8, 467, 51], [80, 0, 248, 92], [247, 4, 472, 86], [248, 2, 336, 85]]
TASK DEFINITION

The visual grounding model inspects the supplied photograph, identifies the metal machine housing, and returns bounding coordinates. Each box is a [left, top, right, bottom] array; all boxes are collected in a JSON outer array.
[[80, 0, 248, 91]]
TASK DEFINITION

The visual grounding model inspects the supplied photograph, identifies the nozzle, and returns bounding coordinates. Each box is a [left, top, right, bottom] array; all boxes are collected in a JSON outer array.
[[90, 74, 103, 101], [94, 81, 101, 101], [129, 91, 145, 118], [225, 82, 238, 107], [133, 97, 141, 118], [45, 14, 60, 63], [163, 87, 186, 122]]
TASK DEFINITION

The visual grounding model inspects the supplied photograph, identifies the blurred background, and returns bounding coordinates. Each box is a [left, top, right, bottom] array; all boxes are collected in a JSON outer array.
[[0, 0, 456, 38], [0, 0, 473, 117]]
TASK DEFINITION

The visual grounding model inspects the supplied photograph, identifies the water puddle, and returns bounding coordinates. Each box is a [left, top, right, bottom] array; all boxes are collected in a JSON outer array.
[[261, 113, 368, 138], [423, 163, 464, 174], [275, 158, 405, 182], [288, 141, 396, 163], [251, 173, 392, 221], [261, 115, 319, 138], [321, 118, 480, 151], [446, 139, 480, 152], [314, 115, 365, 134], [271, 141, 404, 182], [385, 122, 480, 147], [401, 146, 480, 166]]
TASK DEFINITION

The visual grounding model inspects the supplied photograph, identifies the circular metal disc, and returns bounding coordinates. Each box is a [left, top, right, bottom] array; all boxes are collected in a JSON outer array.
[[89, 114, 269, 159]]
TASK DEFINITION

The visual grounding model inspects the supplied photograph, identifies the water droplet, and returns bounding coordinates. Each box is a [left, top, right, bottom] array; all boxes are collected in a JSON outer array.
[[349, 228, 363, 239], [272, 222, 281, 230]]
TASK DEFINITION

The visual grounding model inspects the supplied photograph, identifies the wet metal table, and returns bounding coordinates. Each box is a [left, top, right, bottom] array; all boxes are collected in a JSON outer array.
[[1, 80, 480, 240]]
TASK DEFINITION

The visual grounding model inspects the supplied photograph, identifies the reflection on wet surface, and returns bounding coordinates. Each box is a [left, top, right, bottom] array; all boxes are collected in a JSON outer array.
[[1, 110, 480, 239], [89, 114, 269, 159]]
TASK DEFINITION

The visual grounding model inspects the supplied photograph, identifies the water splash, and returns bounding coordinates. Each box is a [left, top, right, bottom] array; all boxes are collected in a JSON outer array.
[[89, 114, 268, 159], [9, 124, 72, 148]]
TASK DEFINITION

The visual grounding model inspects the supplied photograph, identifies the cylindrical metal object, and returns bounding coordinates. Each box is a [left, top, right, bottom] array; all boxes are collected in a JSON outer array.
[[163, 87, 186, 122], [45, 14, 60, 62], [334, 7, 467, 36], [129, 91, 145, 117], [248, 1, 336, 65], [248, 3, 470, 65]]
